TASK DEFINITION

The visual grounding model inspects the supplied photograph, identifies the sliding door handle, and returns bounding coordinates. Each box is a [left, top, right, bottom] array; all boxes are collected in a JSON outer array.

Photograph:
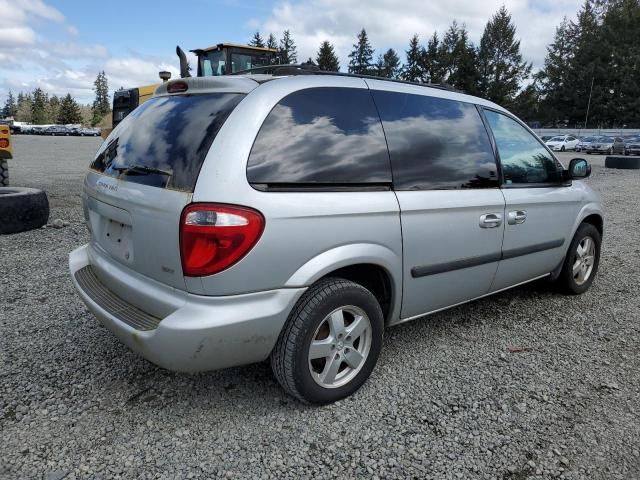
[[507, 210, 527, 225], [479, 213, 503, 228]]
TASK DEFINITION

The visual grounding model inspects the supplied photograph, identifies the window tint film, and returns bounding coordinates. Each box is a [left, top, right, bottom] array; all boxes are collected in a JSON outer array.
[[484, 110, 562, 185], [372, 91, 498, 190], [91, 93, 244, 191], [247, 87, 391, 185]]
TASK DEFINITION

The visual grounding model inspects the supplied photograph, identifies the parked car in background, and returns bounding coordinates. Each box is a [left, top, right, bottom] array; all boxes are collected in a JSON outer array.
[[576, 136, 598, 152], [545, 135, 579, 152], [69, 74, 604, 404], [624, 136, 640, 156], [78, 127, 101, 137], [539, 135, 553, 142], [586, 136, 625, 154], [44, 126, 71, 136]]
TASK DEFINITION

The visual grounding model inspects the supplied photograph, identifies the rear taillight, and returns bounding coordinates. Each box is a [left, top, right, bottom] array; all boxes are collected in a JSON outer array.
[[0, 138, 9, 148], [179, 203, 265, 277]]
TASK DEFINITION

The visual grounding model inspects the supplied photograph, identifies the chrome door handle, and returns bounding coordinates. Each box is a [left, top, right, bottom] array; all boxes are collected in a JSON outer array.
[[507, 210, 527, 225], [479, 213, 503, 228]]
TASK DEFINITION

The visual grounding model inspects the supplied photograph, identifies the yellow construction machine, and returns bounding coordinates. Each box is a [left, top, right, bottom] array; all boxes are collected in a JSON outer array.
[[108, 43, 278, 136]]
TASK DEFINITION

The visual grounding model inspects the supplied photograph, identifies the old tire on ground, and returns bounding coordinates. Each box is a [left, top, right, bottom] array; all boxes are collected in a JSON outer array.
[[605, 155, 640, 169], [0, 187, 50, 234], [271, 277, 384, 405], [0, 159, 8, 187]]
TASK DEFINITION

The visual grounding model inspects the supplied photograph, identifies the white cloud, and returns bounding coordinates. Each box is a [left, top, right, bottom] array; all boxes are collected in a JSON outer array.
[[257, 0, 580, 69], [0, 0, 584, 109], [0, 27, 36, 47], [0, 0, 178, 104]]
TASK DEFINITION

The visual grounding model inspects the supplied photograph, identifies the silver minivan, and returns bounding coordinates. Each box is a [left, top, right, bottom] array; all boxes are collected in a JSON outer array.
[[70, 73, 603, 404]]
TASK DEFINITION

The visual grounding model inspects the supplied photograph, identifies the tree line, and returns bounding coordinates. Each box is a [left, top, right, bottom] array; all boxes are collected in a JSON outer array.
[[4, 1, 636, 128], [535, 0, 640, 128], [2, 71, 111, 126], [251, 0, 640, 128], [248, 9, 530, 116]]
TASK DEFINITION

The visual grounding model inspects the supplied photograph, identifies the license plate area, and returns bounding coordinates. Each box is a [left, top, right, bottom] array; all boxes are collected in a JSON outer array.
[[86, 196, 135, 265], [102, 219, 133, 263]]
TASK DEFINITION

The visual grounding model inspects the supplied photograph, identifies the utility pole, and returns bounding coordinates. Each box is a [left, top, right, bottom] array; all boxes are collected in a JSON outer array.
[[584, 76, 595, 130]]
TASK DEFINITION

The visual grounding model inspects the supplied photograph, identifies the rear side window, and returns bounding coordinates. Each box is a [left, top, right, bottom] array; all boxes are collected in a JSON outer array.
[[91, 93, 244, 191], [372, 91, 498, 190], [247, 87, 391, 186], [484, 110, 563, 185]]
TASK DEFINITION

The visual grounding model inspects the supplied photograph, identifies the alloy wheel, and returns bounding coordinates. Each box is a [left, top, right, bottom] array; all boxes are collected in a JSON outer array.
[[308, 306, 372, 389], [573, 236, 596, 286]]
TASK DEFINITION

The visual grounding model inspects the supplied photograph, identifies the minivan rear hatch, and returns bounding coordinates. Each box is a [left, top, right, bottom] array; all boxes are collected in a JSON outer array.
[[85, 77, 256, 289]]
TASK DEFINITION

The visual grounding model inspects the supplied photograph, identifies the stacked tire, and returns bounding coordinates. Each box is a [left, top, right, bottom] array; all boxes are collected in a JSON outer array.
[[0, 159, 8, 187], [605, 156, 640, 169], [0, 187, 50, 234]]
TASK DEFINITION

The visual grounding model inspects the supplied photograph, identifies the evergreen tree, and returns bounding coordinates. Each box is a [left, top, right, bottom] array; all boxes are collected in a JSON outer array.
[[249, 31, 265, 48], [422, 32, 445, 83], [510, 83, 541, 121], [58, 94, 83, 124], [16, 93, 32, 123], [91, 71, 110, 126], [598, 0, 640, 127], [279, 30, 297, 64], [402, 34, 424, 81], [375, 49, 401, 78], [536, 18, 577, 123], [2, 91, 17, 118], [439, 21, 462, 80], [348, 28, 374, 75], [316, 40, 340, 71], [266, 33, 278, 50], [478, 6, 532, 106], [48, 95, 61, 123], [31, 88, 50, 124], [447, 26, 482, 94]]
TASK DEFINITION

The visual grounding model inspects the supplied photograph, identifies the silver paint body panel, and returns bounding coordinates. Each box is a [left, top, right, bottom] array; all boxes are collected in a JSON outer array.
[[70, 74, 603, 372]]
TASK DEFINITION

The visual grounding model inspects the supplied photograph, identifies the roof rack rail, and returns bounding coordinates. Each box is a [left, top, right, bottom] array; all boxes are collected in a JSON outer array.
[[229, 64, 461, 93]]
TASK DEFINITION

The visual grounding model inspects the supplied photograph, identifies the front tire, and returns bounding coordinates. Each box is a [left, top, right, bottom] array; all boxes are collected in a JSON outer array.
[[556, 223, 601, 295], [271, 278, 384, 404]]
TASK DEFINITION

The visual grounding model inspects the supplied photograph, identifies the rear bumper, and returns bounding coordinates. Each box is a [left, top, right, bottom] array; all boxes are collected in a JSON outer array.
[[69, 244, 306, 372]]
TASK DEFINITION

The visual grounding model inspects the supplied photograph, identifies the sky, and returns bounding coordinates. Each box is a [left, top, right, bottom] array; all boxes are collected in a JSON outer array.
[[1, 0, 583, 105]]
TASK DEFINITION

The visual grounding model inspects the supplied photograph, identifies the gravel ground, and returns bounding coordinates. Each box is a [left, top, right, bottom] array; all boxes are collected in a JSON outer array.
[[1, 136, 639, 480]]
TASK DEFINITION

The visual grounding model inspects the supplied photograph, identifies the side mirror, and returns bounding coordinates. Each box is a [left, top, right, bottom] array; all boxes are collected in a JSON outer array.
[[568, 158, 591, 179]]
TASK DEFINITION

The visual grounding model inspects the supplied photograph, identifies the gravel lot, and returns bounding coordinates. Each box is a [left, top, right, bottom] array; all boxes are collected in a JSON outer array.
[[1, 136, 639, 480]]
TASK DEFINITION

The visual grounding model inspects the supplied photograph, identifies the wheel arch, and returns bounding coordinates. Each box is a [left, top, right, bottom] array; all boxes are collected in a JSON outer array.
[[581, 213, 603, 237], [284, 243, 402, 324]]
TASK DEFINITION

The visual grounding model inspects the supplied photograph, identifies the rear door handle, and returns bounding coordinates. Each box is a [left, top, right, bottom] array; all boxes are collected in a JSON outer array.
[[479, 213, 503, 228], [507, 210, 527, 225]]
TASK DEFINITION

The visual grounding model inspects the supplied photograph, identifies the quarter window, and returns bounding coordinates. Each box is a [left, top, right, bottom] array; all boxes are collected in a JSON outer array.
[[372, 91, 498, 190], [247, 87, 392, 186], [484, 110, 563, 185]]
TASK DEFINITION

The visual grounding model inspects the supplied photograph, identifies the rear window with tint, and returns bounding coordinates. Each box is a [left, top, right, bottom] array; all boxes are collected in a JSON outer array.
[[91, 93, 244, 191], [247, 87, 392, 186], [372, 91, 498, 190]]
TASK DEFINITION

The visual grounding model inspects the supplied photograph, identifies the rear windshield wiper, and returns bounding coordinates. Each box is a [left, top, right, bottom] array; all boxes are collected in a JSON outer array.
[[113, 165, 172, 176]]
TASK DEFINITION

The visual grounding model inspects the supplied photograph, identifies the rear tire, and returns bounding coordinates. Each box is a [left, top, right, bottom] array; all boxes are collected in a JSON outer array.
[[271, 277, 384, 404], [0, 159, 8, 187], [0, 187, 50, 234], [556, 223, 601, 295]]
